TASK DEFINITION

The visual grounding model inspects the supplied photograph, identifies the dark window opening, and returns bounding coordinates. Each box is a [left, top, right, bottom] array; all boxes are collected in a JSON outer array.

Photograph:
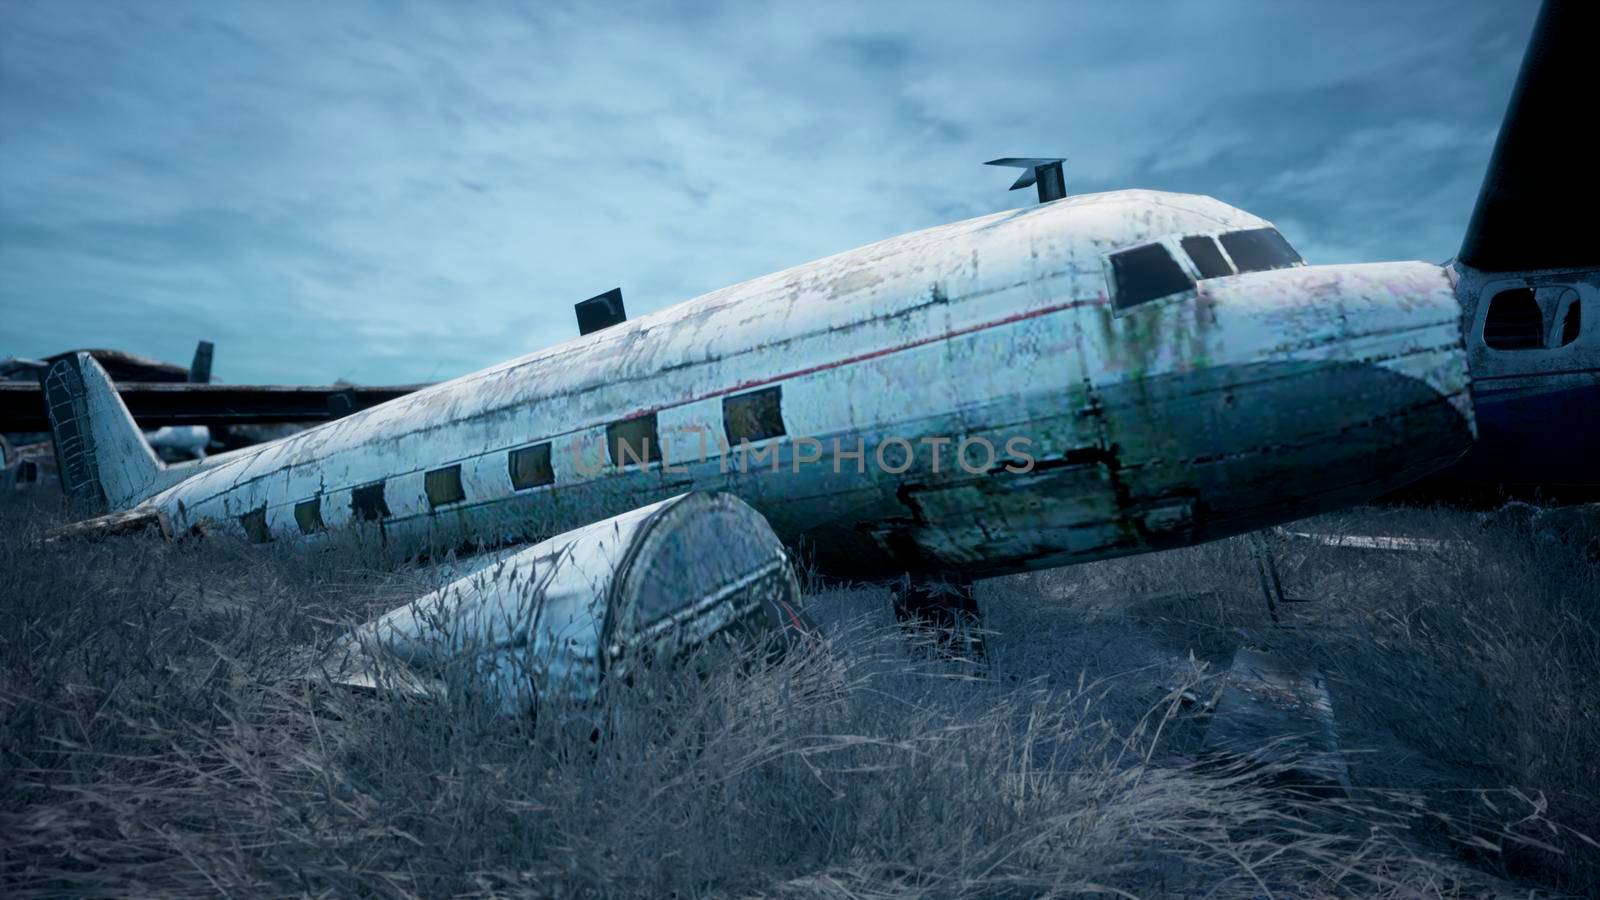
[[1483, 288, 1545, 350], [1108, 243, 1194, 311], [294, 497, 325, 534], [1557, 293, 1582, 347], [240, 505, 271, 543], [723, 387, 786, 444], [351, 481, 390, 521], [1218, 228, 1304, 274], [509, 442, 555, 489], [425, 464, 466, 509], [1180, 235, 1234, 279], [608, 415, 659, 468]]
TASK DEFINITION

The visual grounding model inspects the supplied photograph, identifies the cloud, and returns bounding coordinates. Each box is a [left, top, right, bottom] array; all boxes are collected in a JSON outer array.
[[0, 0, 1540, 383]]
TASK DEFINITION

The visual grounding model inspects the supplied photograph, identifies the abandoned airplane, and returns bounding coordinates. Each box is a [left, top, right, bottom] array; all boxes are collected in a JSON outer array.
[[35, 0, 1594, 709], [43, 195, 1475, 577]]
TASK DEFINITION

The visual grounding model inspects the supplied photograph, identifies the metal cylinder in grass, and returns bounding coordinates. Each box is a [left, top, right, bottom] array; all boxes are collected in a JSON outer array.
[[340, 491, 810, 713]]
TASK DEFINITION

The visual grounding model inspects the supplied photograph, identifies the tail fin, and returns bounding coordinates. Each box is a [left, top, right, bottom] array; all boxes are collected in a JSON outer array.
[[188, 339, 214, 383], [1457, 0, 1597, 272], [42, 352, 171, 513]]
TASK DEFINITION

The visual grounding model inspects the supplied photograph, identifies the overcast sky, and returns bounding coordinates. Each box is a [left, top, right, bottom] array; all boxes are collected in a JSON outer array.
[[0, 0, 1540, 384]]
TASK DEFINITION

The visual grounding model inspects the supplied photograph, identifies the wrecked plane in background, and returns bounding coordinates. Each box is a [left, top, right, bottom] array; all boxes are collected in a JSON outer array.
[[0, 341, 431, 448], [2, 340, 434, 486], [33, 0, 1595, 707], [3, 343, 217, 486], [2, 342, 211, 386]]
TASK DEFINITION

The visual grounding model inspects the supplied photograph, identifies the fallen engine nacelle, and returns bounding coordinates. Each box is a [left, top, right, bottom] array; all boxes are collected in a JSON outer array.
[[332, 491, 810, 713]]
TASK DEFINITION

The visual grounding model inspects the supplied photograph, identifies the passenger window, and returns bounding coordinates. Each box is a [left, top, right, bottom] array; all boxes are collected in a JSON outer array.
[[723, 387, 785, 444], [1483, 288, 1545, 350], [508, 442, 555, 489], [294, 497, 325, 534], [351, 481, 390, 521], [1108, 243, 1194, 311], [1180, 235, 1234, 279], [239, 505, 271, 543], [608, 415, 659, 468], [424, 464, 466, 509], [1218, 228, 1304, 273]]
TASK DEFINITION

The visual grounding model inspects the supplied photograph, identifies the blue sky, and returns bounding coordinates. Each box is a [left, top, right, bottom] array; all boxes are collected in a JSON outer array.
[[0, 0, 1540, 384]]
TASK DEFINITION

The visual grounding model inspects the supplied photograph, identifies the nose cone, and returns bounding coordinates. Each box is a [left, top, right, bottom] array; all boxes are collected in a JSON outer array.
[[1199, 261, 1475, 430], [1104, 261, 1476, 544]]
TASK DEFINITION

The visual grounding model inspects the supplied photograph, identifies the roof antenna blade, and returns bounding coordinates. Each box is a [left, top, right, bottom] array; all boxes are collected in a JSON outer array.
[[575, 287, 627, 336], [985, 157, 1067, 203]]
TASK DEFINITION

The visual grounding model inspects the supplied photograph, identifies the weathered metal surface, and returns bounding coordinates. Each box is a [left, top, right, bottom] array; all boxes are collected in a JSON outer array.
[[333, 492, 806, 713], [54, 189, 1475, 583], [41, 354, 187, 513], [39, 355, 108, 511]]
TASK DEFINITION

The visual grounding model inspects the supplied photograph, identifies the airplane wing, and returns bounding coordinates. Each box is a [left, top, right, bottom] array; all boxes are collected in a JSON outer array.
[[1457, 0, 1599, 271]]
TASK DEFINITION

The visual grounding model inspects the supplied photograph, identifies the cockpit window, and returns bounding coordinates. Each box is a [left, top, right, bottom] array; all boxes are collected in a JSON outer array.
[[1108, 243, 1194, 311], [1179, 235, 1234, 279], [1218, 228, 1304, 273]]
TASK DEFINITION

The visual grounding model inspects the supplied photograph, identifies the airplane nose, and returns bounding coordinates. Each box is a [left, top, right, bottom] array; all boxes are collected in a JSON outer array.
[[1102, 261, 1476, 544], [1201, 260, 1476, 437]]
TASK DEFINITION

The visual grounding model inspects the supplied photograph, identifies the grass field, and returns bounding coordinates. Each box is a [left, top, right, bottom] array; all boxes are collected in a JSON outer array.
[[2, 491, 1597, 898]]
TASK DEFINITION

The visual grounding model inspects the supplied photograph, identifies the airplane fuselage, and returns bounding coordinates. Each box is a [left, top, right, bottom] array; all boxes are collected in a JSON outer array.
[[142, 190, 1475, 581]]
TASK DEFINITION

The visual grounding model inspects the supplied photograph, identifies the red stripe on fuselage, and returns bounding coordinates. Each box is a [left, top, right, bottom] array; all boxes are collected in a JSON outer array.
[[615, 295, 1105, 421], [174, 294, 1107, 508]]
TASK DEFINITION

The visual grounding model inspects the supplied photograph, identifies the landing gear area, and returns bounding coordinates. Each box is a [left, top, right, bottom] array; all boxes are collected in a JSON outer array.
[[890, 573, 987, 662]]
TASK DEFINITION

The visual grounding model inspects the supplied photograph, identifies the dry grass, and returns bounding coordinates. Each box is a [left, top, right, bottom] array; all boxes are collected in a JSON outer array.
[[2, 490, 1596, 898]]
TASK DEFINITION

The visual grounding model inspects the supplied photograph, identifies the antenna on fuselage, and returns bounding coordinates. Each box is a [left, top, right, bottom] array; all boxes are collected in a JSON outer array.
[[575, 287, 627, 336], [985, 158, 1067, 203]]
